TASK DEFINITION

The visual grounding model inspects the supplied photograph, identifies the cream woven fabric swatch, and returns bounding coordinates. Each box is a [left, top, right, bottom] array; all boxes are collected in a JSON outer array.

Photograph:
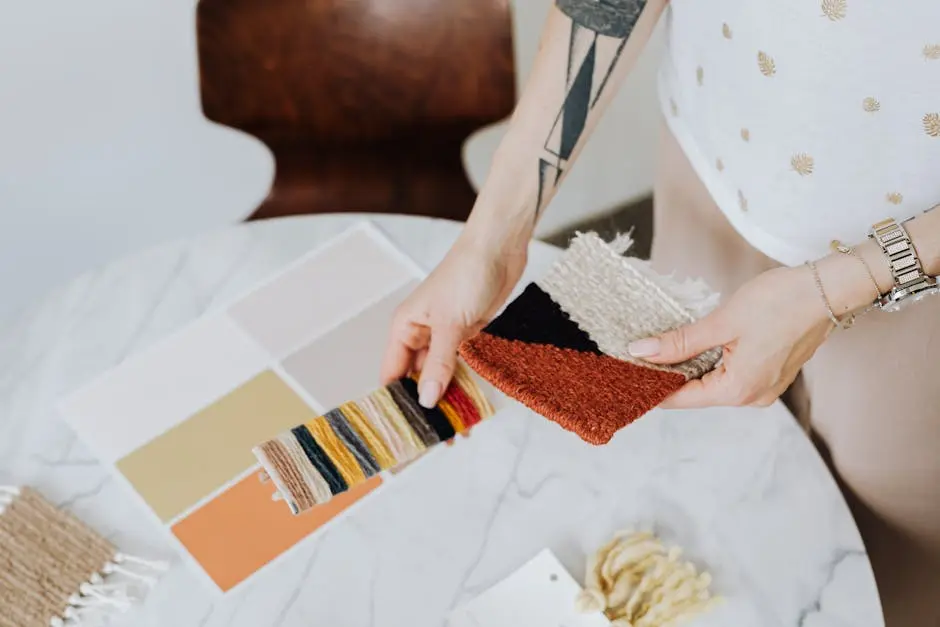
[[537, 232, 722, 380]]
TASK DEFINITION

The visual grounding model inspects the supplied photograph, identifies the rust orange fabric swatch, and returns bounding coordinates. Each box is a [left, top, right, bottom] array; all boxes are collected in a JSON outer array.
[[457, 233, 720, 445]]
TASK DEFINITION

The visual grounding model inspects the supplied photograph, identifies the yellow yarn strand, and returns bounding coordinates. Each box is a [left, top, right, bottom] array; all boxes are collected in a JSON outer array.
[[340, 401, 396, 470], [359, 394, 409, 461], [437, 398, 466, 434], [372, 387, 427, 455], [305, 417, 366, 486], [453, 363, 494, 418]]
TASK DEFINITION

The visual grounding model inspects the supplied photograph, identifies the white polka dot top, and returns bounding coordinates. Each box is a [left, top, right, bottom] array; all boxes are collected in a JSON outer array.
[[658, 0, 940, 265]]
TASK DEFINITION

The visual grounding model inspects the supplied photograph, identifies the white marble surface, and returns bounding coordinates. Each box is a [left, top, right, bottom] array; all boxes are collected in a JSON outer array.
[[0, 215, 883, 626]]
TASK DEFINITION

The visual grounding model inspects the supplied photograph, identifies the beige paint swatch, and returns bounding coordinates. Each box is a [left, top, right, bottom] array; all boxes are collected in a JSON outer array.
[[116, 371, 319, 522], [282, 281, 418, 409]]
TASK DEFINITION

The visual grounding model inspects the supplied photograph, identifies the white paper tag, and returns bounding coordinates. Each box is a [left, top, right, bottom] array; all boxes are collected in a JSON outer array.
[[448, 549, 611, 627]]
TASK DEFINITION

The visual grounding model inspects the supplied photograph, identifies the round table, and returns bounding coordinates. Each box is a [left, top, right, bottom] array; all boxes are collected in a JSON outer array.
[[0, 214, 883, 626]]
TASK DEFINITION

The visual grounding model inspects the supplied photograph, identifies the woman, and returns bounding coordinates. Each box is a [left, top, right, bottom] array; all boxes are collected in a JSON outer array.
[[381, 1, 940, 623]]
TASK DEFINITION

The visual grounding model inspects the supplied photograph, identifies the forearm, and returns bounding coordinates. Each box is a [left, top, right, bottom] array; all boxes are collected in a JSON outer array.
[[817, 206, 940, 316], [463, 0, 665, 250]]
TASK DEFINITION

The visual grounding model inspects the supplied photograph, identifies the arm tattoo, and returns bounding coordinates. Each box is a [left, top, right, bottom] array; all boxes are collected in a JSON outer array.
[[536, 0, 648, 217]]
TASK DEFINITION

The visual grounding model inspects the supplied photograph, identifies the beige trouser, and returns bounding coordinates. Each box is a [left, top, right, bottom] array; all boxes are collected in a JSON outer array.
[[650, 120, 940, 627]]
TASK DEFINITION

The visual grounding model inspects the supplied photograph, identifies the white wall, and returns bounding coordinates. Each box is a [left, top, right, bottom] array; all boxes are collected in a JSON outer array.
[[465, 1, 663, 238], [0, 0, 661, 323], [0, 0, 274, 322]]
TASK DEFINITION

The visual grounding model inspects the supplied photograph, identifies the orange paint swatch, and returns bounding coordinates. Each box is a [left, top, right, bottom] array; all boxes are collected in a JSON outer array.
[[172, 470, 382, 592]]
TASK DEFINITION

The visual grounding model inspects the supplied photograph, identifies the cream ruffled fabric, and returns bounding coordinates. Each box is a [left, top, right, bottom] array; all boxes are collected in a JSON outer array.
[[576, 530, 721, 626]]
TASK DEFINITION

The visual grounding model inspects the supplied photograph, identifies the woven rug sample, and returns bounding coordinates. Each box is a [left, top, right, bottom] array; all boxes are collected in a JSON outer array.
[[459, 232, 721, 445], [0, 485, 166, 627]]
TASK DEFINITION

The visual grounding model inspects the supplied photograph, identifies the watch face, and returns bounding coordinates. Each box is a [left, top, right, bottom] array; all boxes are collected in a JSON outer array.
[[883, 286, 940, 312]]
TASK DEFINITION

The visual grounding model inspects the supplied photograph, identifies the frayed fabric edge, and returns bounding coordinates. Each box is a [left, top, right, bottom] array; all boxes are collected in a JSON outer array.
[[540, 232, 722, 379], [1, 485, 169, 627]]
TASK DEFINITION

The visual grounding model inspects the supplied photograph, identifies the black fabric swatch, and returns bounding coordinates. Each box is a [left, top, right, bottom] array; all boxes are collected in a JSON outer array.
[[483, 283, 601, 353]]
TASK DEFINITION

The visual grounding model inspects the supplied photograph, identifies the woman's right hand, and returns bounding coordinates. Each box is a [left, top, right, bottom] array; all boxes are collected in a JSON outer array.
[[381, 228, 527, 408]]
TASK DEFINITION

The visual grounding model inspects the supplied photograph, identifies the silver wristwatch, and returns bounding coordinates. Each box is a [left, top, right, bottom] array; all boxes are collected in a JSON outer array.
[[869, 217, 940, 312]]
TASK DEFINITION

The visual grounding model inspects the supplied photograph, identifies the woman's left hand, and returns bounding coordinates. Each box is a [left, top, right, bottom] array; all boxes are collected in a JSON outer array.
[[627, 265, 834, 408]]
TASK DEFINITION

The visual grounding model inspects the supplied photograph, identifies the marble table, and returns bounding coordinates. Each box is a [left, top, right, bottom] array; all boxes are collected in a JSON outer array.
[[0, 214, 883, 626]]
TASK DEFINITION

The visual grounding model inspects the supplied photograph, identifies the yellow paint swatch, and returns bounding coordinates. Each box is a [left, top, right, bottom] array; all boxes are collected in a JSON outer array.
[[117, 371, 319, 522]]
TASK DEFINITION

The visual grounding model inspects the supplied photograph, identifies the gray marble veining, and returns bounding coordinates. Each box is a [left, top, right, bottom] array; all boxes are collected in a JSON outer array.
[[0, 215, 883, 626]]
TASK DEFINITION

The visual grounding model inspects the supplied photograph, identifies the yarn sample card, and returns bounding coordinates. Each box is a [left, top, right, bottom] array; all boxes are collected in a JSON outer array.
[[60, 222, 431, 593], [460, 233, 721, 445], [447, 549, 611, 627], [254, 367, 494, 516]]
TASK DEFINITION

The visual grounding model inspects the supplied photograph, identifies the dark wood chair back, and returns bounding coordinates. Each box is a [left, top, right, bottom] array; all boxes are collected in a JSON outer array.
[[196, 0, 516, 221]]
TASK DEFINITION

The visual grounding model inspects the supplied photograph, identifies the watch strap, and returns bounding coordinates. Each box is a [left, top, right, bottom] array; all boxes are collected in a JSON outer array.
[[869, 218, 931, 291]]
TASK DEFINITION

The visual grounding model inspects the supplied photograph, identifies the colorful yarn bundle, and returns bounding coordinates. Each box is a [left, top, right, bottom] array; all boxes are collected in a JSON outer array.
[[459, 232, 722, 445], [0, 485, 167, 627], [253, 364, 493, 515]]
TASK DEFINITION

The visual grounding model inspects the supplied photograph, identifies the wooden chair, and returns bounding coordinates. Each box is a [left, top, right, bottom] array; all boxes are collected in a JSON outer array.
[[196, 0, 516, 222]]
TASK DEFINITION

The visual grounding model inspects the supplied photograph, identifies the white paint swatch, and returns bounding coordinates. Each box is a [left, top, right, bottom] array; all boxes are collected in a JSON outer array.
[[60, 315, 269, 464], [449, 549, 611, 627]]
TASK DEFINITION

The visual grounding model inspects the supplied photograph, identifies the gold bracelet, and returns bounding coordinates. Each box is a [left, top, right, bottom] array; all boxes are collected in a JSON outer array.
[[830, 239, 882, 302], [806, 260, 852, 329]]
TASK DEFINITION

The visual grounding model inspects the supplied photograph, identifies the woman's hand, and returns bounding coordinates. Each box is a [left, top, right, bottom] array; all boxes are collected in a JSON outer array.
[[627, 264, 839, 408], [381, 228, 527, 407]]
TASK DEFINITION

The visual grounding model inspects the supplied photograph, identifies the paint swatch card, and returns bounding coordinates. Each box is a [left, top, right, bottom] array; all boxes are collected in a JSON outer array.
[[448, 549, 611, 627], [60, 222, 427, 593]]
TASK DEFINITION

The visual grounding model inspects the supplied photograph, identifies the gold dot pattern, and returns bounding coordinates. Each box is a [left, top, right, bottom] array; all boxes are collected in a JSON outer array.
[[666, 6, 940, 220], [791, 153, 815, 176], [821, 0, 847, 21], [758, 52, 776, 77], [924, 113, 940, 137]]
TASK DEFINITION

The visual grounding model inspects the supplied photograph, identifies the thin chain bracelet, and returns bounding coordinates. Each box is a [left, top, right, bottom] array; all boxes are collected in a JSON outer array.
[[830, 239, 882, 315], [806, 260, 852, 329]]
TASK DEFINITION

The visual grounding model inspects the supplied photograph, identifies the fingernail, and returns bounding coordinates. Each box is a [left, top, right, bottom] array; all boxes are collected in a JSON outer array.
[[628, 338, 660, 357], [419, 381, 442, 408]]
